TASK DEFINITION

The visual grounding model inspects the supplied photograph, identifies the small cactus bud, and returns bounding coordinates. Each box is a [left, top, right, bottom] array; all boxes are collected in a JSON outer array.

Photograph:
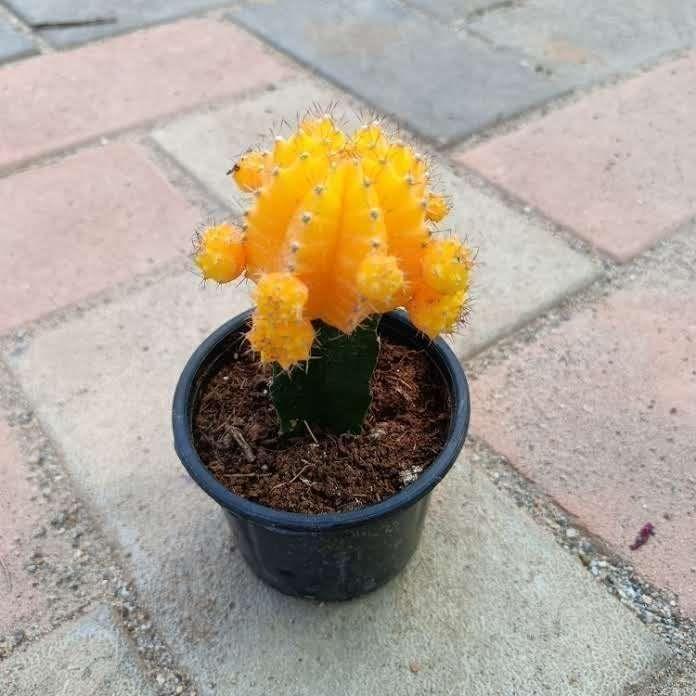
[[254, 272, 308, 323], [425, 193, 449, 222], [422, 238, 472, 295], [195, 223, 246, 283], [408, 284, 467, 338], [231, 151, 267, 192], [247, 315, 315, 369], [356, 254, 405, 311]]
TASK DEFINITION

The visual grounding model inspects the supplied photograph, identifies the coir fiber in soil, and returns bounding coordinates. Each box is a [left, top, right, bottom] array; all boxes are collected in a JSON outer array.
[[192, 334, 450, 514]]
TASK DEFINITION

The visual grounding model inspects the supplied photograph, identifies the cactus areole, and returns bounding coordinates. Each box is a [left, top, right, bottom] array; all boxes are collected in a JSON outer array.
[[194, 114, 472, 434], [173, 112, 472, 599]]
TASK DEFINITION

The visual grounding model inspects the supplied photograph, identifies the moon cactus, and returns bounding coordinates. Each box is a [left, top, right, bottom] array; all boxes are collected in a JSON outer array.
[[194, 112, 472, 433]]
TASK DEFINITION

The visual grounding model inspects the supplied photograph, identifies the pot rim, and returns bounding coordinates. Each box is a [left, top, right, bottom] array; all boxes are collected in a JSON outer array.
[[173, 309, 470, 532]]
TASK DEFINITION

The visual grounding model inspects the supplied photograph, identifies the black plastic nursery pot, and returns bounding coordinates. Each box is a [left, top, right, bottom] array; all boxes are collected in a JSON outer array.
[[173, 310, 470, 601]]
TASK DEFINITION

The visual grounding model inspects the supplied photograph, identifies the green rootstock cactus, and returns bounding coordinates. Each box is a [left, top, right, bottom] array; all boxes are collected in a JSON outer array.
[[194, 113, 473, 433]]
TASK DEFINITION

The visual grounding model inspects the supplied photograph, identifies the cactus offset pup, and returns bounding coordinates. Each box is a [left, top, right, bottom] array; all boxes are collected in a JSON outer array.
[[195, 114, 472, 434]]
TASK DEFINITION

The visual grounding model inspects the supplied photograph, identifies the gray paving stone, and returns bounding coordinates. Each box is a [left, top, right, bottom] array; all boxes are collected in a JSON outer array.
[[0, 20, 35, 63], [6, 273, 669, 695], [154, 80, 600, 358], [2, 605, 154, 696], [4, 0, 230, 48], [469, 0, 696, 84], [227, 0, 568, 144]]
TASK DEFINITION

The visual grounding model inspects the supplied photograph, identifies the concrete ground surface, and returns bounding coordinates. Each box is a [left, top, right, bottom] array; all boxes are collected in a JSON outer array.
[[0, 1, 694, 694]]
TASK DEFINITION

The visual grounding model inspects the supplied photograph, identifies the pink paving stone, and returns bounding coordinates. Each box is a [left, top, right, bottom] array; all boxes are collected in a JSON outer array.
[[0, 142, 199, 331], [0, 420, 50, 634], [456, 52, 696, 262], [0, 18, 292, 169], [470, 233, 696, 614]]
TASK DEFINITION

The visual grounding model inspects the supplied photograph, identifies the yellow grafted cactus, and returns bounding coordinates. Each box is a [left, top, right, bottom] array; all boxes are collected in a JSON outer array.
[[195, 223, 245, 284], [202, 114, 472, 366]]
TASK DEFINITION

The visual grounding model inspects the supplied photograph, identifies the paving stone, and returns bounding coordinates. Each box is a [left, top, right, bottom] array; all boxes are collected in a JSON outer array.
[[0, 419, 53, 635], [154, 79, 600, 357], [228, 0, 568, 145], [0, 19, 292, 170], [456, 52, 696, 262], [0, 143, 200, 332], [2, 605, 154, 695], [469, 230, 696, 616], [4, 0, 231, 48], [0, 20, 35, 63], [6, 272, 670, 695], [469, 0, 696, 83]]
